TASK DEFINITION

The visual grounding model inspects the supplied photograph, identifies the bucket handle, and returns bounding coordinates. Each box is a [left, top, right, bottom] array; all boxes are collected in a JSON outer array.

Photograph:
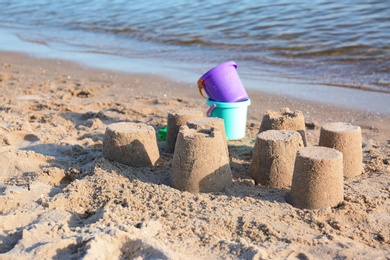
[[206, 104, 216, 117], [197, 78, 207, 98]]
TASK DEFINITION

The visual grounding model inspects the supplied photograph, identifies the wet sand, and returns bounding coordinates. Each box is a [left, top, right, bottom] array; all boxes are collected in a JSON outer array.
[[0, 51, 389, 259]]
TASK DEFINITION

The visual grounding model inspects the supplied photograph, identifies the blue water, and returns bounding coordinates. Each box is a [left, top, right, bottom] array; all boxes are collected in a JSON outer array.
[[0, 0, 389, 93]]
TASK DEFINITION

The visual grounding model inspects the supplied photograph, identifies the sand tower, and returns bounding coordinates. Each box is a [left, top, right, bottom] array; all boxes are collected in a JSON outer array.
[[103, 122, 160, 167], [166, 109, 203, 153], [319, 122, 363, 178], [171, 126, 232, 193], [289, 146, 344, 210], [187, 117, 228, 156], [187, 117, 227, 144], [259, 107, 307, 146], [249, 130, 303, 188]]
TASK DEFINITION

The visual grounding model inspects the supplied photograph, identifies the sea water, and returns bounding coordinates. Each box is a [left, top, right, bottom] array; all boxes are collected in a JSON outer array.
[[0, 0, 389, 97]]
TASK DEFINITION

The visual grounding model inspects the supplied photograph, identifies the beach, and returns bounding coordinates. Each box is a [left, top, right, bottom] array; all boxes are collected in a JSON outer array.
[[0, 51, 390, 259]]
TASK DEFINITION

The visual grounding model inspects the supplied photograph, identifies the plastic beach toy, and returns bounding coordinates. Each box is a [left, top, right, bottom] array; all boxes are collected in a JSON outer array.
[[206, 98, 251, 140], [157, 126, 167, 141], [198, 61, 248, 102]]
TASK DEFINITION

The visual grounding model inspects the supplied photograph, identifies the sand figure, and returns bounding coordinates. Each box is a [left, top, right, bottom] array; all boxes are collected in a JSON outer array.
[[103, 122, 160, 167], [259, 107, 307, 146], [319, 122, 363, 178], [166, 110, 203, 153], [187, 117, 227, 143], [249, 130, 303, 188], [186, 117, 228, 156], [289, 146, 344, 210], [171, 126, 232, 193]]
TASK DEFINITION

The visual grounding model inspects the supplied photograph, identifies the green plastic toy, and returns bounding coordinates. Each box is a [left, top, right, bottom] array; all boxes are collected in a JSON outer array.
[[157, 126, 167, 141]]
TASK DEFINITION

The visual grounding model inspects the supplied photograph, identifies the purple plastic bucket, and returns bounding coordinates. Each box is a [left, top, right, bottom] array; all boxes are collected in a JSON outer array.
[[198, 61, 248, 102]]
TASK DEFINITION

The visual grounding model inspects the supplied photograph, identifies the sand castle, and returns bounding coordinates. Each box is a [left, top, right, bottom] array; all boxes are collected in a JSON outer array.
[[103, 122, 160, 167], [166, 109, 203, 153], [101, 108, 361, 211], [319, 122, 363, 178], [186, 117, 228, 156], [170, 126, 232, 193], [251, 109, 366, 210], [186, 117, 227, 144], [249, 130, 304, 188], [289, 146, 344, 209], [259, 107, 307, 146]]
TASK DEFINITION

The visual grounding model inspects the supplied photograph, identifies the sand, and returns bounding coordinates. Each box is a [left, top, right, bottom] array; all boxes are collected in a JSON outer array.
[[0, 51, 389, 259]]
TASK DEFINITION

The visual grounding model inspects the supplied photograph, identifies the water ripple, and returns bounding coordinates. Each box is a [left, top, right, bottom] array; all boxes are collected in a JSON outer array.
[[0, 0, 389, 92]]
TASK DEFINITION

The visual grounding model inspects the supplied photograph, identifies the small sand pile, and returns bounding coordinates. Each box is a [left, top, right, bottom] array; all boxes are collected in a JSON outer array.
[[249, 130, 303, 188], [289, 146, 344, 209], [259, 107, 307, 146], [319, 122, 363, 178], [103, 122, 160, 167], [166, 110, 203, 153], [171, 126, 232, 193]]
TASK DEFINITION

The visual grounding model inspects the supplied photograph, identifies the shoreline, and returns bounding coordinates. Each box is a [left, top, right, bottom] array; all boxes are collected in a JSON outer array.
[[1, 50, 390, 259], [2, 50, 390, 136], [1, 28, 390, 115]]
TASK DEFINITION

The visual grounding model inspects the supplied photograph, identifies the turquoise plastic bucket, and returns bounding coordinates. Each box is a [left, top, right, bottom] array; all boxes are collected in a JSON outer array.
[[206, 98, 251, 140]]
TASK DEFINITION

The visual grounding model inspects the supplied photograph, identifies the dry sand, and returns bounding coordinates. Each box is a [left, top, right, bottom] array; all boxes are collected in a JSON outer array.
[[0, 51, 389, 259]]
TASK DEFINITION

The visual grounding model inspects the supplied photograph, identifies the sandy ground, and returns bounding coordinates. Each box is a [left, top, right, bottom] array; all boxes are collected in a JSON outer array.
[[0, 51, 389, 259]]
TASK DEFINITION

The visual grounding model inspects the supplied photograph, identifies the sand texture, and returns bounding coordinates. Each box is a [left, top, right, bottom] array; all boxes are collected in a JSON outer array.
[[0, 52, 390, 259]]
